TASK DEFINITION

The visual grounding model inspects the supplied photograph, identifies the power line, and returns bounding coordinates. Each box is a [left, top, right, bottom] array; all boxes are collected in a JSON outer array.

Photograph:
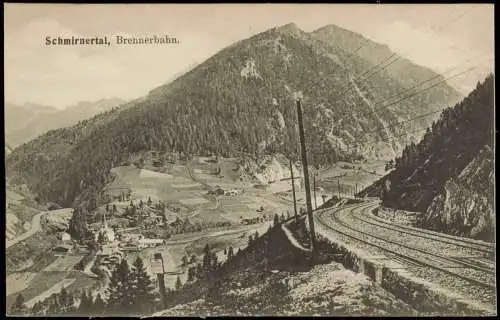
[[369, 54, 491, 108], [310, 37, 372, 90], [360, 8, 473, 84], [337, 7, 474, 97], [338, 124, 487, 156], [372, 64, 460, 105], [362, 110, 441, 136], [373, 66, 476, 112], [339, 54, 492, 139], [325, 66, 477, 147], [336, 99, 491, 155], [337, 127, 427, 154]]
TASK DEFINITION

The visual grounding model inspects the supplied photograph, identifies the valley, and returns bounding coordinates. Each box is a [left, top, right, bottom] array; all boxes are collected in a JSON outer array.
[[5, 6, 494, 317], [5, 150, 386, 313]]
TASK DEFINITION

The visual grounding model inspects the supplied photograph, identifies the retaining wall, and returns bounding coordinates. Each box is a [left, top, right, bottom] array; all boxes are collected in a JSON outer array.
[[313, 223, 494, 315]]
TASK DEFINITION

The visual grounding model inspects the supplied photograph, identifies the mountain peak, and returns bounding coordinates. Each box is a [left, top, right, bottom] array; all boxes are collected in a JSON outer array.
[[274, 22, 302, 35], [313, 24, 350, 34], [311, 23, 368, 44]]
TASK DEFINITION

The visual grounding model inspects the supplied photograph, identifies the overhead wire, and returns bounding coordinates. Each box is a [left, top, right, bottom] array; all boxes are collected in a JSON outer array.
[[337, 7, 474, 97]]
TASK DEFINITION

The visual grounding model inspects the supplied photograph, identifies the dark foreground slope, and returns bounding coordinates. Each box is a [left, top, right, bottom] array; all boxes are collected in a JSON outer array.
[[152, 224, 417, 316], [361, 75, 494, 241]]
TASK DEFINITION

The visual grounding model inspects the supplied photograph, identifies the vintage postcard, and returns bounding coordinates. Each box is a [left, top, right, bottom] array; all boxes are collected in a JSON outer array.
[[4, 3, 495, 317]]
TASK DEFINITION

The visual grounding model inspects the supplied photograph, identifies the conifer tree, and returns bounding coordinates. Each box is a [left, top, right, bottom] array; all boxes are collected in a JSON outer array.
[[130, 257, 155, 314], [202, 244, 213, 274], [107, 259, 133, 314], [92, 293, 106, 315], [181, 255, 188, 267], [11, 293, 26, 315], [187, 267, 196, 282], [78, 291, 91, 313], [196, 263, 203, 278], [211, 251, 218, 271], [273, 213, 280, 226], [68, 208, 89, 241], [31, 301, 43, 315], [175, 276, 182, 291]]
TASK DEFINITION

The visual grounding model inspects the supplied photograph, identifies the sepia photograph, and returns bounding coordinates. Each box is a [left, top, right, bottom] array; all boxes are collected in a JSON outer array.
[[4, 3, 495, 317]]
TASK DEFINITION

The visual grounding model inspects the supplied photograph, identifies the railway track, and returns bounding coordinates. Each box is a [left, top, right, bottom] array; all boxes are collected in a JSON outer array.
[[315, 202, 496, 306], [361, 204, 495, 254], [351, 204, 495, 264]]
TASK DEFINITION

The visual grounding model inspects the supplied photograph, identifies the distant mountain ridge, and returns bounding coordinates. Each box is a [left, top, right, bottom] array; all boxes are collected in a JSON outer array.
[[5, 98, 126, 148], [6, 22, 462, 209]]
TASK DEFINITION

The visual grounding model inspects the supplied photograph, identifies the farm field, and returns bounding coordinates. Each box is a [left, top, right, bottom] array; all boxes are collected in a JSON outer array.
[[315, 160, 387, 195], [6, 272, 38, 296], [9, 155, 374, 309], [102, 156, 299, 226], [24, 278, 77, 309], [7, 271, 69, 309], [43, 255, 83, 272]]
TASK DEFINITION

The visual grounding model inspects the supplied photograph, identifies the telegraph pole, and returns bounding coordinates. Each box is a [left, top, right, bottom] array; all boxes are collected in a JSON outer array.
[[313, 173, 317, 210], [337, 180, 341, 199], [153, 253, 168, 309], [289, 159, 298, 223], [296, 99, 317, 253]]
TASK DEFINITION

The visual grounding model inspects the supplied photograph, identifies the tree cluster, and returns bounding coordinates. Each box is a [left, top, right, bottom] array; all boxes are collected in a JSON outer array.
[[379, 74, 494, 213]]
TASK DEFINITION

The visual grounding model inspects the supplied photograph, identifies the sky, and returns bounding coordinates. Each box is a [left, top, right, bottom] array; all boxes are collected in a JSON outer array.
[[4, 3, 494, 109]]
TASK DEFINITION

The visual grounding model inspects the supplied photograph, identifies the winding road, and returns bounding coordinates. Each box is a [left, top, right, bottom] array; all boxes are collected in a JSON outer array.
[[6, 211, 45, 249], [6, 208, 73, 249]]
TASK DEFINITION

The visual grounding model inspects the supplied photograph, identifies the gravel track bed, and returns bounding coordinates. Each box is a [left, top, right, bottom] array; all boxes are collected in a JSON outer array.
[[358, 205, 494, 258], [316, 211, 497, 307], [348, 206, 494, 270]]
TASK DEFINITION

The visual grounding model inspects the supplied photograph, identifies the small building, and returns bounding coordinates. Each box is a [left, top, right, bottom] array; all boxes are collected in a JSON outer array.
[[144, 216, 163, 225], [120, 233, 144, 242], [98, 243, 121, 257], [121, 244, 140, 252], [60, 232, 71, 242], [94, 212, 116, 243], [224, 189, 241, 196], [208, 188, 225, 196], [78, 245, 89, 254], [115, 227, 140, 234], [53, 244, 72, 255], [138, 238, 165, 248]]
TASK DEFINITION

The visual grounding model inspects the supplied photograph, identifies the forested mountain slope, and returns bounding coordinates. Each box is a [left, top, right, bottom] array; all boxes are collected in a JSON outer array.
[[6, 23, 461, 209], [361, 75, 494, 241]]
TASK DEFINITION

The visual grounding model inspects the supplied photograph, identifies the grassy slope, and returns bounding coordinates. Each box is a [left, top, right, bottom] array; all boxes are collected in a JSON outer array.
[[154, 225, 417, 316]]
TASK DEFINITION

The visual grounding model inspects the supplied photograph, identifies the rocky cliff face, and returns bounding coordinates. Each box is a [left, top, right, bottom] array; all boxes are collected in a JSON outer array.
[[239, 154, 302, 191], [423, 146, 494, 242]]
